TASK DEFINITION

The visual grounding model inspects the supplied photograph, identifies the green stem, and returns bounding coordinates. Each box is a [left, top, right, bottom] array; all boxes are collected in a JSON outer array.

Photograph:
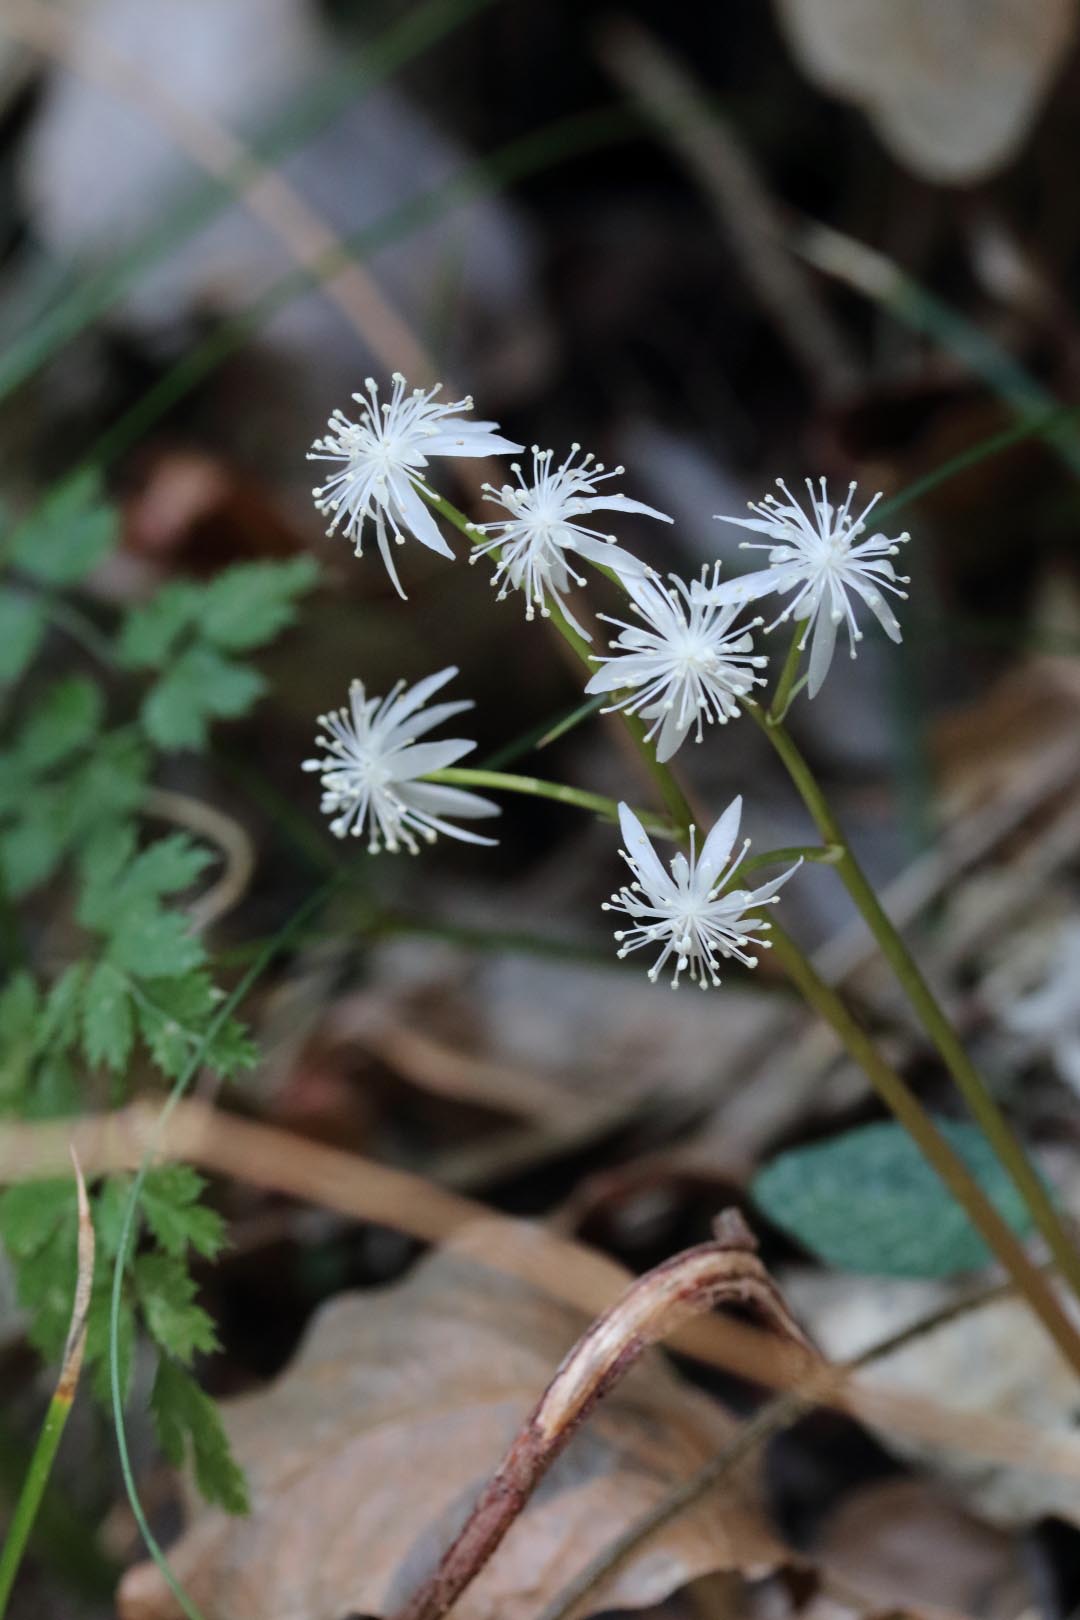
[[755, 707, 1080, 1310], [0, 1396, 74, 1616], [421, 480, 1080, 1369], [764, 919, 1080, 1373], [767, 626, 805, 722], [424, 766, 674, 836], [422, 487, 693, 836]]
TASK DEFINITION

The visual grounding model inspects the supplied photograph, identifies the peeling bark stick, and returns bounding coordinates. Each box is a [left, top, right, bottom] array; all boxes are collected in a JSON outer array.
[[389, 1210, 812, 1620]]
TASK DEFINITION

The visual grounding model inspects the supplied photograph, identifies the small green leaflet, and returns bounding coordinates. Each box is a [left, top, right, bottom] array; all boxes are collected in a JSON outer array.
[[9, 472, 117, 586], [135, 1252, 220, 1364], [752, 1118, 1035, 1278], [0, 592, 45, 685], [200, 557, 319, 651], [151, 1356, 250, 1514], [11, 677, 104, 772], [142, 645, 264, 750]]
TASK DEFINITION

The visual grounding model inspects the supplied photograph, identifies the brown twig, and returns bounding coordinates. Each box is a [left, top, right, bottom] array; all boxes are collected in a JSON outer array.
[[537, 1277, 1016, 1620], [389, 1211, 810, 1620]]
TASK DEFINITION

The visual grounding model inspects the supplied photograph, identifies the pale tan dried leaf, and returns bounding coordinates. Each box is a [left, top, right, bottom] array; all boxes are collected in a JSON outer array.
[[118, 1221, 780, 1620], [774, 0, 1077, 182], [786, 1269, 1080, 1527]]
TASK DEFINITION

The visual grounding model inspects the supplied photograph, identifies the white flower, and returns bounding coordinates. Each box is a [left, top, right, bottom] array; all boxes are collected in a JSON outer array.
[[584, 565, 768, 762], [1001, 921, 1080, 1097], [468, 444, 672, 638], [603, 800, 800, 988], [302, 666, 499, 853], [695, 478, 910, 698], [308, 373, 522, 598]]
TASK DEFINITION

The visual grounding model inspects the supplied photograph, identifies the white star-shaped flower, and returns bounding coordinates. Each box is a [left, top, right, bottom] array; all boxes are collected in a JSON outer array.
[[695, 478, 910, 697], [468, 445, 672, 638], [604, 799, 800, 988], [584, 565, 768, 762], [308, 373, 522, 598], [302, 666, 499, 854]]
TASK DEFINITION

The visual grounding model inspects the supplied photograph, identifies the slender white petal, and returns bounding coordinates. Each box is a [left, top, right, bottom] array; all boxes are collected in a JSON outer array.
[[308, 373, 523, 597], [696, 478, 910, 697], [586, 565, 767, 759], [471, 445, 671, 634], [303, 668, 499, 853], [604, 798, 801, 988]]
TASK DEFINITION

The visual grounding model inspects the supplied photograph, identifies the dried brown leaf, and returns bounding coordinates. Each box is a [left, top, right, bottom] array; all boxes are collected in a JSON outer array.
[[118, 1222, 781, 1620], [774, 0, 1077, 182]]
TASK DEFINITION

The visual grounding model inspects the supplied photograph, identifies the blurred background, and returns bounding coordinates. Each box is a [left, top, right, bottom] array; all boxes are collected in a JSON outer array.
[[4, 2, 1080, 1617]]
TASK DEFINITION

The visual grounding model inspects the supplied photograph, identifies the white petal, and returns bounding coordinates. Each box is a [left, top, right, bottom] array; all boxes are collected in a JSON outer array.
[[697, 796, 743, 890], [806, 609, 838, 699], [582, 494, 673, 523], [393, 478, 456, 559], [398, 780, 501, 819], [616, 802, 674, 897], [392, 737, 476, 778]]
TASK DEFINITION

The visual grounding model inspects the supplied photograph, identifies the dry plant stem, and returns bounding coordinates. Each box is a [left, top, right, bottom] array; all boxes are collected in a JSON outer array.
[[0, 1154, 93, 1618], [389, 1211, 811, 1620], [538, 1277, 1013, 1620], [755, 706, 1080, 1315]]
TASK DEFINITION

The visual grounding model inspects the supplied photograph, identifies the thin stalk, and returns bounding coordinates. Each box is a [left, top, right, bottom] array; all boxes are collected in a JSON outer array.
[[765, 918, 1080, 1375], [423, 766, 673, 836], [422, 488, 693, 835], [109, 881, 337, 1620], [0, 1159, 93, 1617], [755, 706, 1080, 1309], [767, 626, 804, 723], [419, 480, 1080, 1369]]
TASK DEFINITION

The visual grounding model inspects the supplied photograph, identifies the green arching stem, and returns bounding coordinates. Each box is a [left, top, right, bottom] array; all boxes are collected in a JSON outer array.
[[0, 1396, 75, 1616], [763, 918, 1080, 1375], [753, 706, 1080, 1311], [421, 479, 1080, 1370], [421, 488, 692, 836], [424, 766, 673, 836], [767, 626, 805, 723]]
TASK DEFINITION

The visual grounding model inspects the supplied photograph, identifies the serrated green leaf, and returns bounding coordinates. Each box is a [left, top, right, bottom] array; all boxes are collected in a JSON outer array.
[[26, 1054, 81, 1120], [0, 972, 41, 1108], [37, 963, 86, 1054], [0, 784, 69, 896], [134, 972, 254, 1080], [64, 732, 149, 832], [11, 473, 118, 586], [200, 557, 318, 651], [0, 592, 45, 684], [0, 1178, 74, 1260], [134, 1253, 219, 1363], [151, 1357, 249, 1513], [106, 906, 204, 979], [752, 1119, 1035, 1278], [116, 582, 201, 670], [141, 645, 264, 751], [128, 834, 214, 898], [82, 960, 134, 1071], [143, 1167, 226, 1260], [12, 677, 103, 773], [17, 1214, 79, 1364], [0, 971, 39, 1044]]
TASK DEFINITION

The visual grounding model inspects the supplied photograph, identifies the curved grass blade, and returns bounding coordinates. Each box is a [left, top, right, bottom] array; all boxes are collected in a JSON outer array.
[[0, 1154, 94, 1618]]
